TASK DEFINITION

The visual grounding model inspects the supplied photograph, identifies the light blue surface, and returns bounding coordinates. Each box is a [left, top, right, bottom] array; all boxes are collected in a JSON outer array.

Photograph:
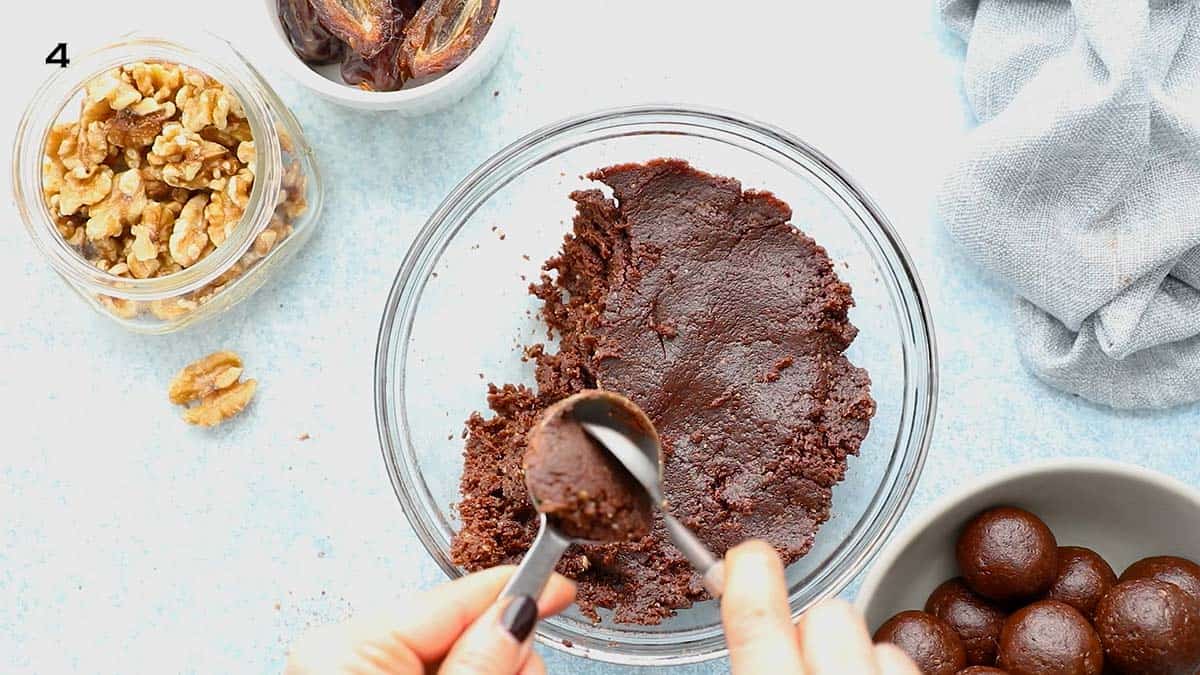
[[3, 3, 1199, 674]]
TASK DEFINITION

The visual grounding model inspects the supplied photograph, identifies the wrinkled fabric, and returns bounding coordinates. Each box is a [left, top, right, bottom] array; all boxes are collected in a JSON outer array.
[[938, 0, 1200, 408]]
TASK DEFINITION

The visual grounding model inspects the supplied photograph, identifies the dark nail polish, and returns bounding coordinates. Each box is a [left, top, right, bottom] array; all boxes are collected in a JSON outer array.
[[500, 595, 537, 642]]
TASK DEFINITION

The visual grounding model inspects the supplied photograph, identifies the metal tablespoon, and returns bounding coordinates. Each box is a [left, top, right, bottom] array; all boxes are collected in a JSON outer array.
[[576, 398, 726, 598], [498, 393, 618, 604], [500, 390, 725, 608]]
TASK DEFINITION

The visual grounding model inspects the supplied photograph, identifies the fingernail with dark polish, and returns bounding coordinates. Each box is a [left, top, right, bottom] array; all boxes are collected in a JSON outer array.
[[500, 595, 538, 642]]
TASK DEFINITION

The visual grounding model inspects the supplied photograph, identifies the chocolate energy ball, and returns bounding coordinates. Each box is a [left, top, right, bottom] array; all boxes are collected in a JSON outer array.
[[956, 506, 1058, 602], [1046, 546, 1117, 619], [957, 668, 1010, 675], [522, 392, 653, 542], [997, 600, 1103, 675], [1119, 555, 1200, 604], [1094, 579, 1200, 675], [875, 610, 967, 675], [926, 577, 1008, 666]]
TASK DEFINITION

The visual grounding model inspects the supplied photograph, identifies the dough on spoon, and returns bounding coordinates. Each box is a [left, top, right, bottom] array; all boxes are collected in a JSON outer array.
[[523, 393, 653, 543]]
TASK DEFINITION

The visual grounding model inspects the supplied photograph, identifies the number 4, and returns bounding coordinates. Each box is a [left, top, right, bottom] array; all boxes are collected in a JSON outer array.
[[46, 43, 69, 69]]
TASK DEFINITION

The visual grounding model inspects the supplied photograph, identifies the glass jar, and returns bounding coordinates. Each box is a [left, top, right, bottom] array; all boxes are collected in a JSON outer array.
[[12, 32, 323, 333]]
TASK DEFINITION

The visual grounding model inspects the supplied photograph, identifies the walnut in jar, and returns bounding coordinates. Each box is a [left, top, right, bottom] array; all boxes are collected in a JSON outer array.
[[43, 63, 256, 280], [15, 34, 325, 335], [39, 60, 311, 325]]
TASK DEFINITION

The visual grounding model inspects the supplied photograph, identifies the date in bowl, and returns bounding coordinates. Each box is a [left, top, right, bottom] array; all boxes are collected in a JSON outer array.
[[259, 0, 514, 113]]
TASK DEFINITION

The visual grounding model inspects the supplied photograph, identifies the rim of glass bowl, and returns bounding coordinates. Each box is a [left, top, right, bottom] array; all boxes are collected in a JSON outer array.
[[374, 104, 938, 666]]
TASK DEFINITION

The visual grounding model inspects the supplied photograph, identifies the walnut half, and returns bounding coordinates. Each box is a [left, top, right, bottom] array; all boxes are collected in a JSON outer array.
[[183, 380, 257, 427], [168, 350, 257, 427]]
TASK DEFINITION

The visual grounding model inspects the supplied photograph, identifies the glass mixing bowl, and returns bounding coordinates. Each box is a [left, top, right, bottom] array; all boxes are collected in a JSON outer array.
[[375, 106, 937, 666]]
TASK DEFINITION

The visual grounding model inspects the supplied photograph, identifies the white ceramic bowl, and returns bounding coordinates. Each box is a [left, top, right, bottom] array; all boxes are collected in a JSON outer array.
[[857, 458, 1200, 630], [258, 0, 514, 113]]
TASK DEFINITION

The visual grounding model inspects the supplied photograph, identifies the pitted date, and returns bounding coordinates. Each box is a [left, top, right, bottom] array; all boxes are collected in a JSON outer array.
[[279, 0, 499, 91], [310, 0, 400, 58], [279, 0, 345, 65], [401, 0, 498, 80], [340, 31, 406, 91], [392, 0, 424, 15]]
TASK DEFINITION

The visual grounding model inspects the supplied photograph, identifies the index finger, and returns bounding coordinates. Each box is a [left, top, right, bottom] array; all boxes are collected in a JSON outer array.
[[720, 540, 805, 675]]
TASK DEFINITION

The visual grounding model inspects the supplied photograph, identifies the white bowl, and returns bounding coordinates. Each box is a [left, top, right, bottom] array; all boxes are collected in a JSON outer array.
[[258, 0, 514, 113], [857, 458, 1200, 630]]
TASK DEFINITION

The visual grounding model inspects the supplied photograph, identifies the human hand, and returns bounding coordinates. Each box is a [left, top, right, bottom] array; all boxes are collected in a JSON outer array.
[[284, 566, 576, 675], [721, 540, 920, 675]]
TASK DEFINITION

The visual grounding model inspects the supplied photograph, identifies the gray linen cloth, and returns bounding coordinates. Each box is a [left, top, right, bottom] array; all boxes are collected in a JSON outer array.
[[938, 0, 1200, 408]]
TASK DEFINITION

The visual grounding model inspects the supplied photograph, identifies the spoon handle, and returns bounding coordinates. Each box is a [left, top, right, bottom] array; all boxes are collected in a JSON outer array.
[[663, 513, 725, 598], [501, 514, 572, 600]]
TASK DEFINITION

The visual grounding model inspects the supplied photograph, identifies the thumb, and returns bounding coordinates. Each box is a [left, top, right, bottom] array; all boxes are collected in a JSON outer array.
[[438, 594, 539, 675]]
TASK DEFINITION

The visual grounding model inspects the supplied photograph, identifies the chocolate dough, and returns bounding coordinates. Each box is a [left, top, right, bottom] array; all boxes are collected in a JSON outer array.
[[450, 159, 875, 624]]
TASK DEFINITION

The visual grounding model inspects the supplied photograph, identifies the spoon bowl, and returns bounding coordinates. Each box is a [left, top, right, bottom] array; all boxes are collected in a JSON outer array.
[[500, 390, 654, 603], [567, 390, 665, 505], [503, 390, 725, 608], [521, 390, 656, 544]]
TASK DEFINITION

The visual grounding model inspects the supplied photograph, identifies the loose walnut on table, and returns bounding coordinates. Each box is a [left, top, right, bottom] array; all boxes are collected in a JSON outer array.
[[168, 350, 257, 427]]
